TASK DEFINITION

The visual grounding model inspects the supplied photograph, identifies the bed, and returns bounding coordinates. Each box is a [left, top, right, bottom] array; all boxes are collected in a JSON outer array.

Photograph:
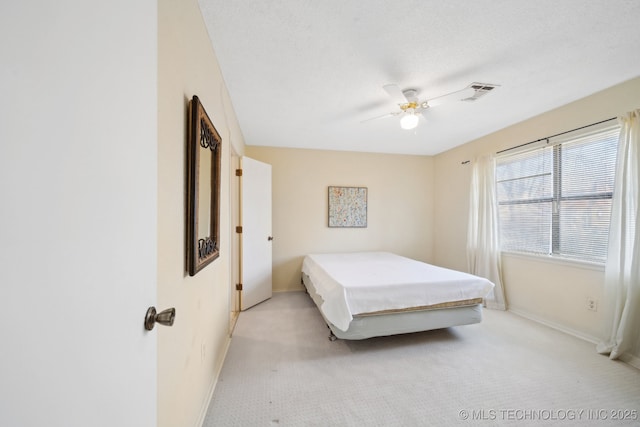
[[301, 251, 495, 340]]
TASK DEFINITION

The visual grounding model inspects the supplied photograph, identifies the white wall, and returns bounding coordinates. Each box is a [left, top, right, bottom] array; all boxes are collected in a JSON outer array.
[[433, 76, 640, 341], [246, 146, 434, 291]]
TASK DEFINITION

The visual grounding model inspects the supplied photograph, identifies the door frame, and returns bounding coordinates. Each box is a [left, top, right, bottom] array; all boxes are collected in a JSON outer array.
[[229, 147, 241, 333]]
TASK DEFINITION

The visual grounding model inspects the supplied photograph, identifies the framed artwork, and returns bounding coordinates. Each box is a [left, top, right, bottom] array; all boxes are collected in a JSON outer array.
[[328, 186, 367, 228], [187, 95, 222, 276]]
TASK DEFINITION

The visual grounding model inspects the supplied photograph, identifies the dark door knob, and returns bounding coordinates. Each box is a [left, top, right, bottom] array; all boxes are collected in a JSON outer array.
[[144, 307, 176, 331]]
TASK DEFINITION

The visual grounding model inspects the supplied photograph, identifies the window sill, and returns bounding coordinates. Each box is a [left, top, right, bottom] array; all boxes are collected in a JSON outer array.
[[500, 251, 605, 272]]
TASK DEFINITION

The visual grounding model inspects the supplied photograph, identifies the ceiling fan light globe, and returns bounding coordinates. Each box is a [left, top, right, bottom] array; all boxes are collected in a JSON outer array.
[[400, 112, 419, 130]]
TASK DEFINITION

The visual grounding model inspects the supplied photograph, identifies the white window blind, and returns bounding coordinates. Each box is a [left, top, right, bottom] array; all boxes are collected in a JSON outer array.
[[496, 126, 619, 262]]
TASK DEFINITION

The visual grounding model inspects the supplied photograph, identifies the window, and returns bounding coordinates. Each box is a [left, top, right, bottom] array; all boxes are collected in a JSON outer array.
[[496, 126, 619, 263]]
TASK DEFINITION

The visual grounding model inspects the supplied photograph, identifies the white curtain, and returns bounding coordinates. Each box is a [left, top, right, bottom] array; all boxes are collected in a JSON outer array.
[[597, 110, 640, 365], [467, 154, 507, 310]]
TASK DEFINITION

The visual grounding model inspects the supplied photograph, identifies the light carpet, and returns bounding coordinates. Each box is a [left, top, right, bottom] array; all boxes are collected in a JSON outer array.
[[203, 292, 640, 426]]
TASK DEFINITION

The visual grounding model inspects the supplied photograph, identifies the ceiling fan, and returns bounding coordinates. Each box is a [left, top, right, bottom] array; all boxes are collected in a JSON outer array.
[[363, 82, 499, 130]]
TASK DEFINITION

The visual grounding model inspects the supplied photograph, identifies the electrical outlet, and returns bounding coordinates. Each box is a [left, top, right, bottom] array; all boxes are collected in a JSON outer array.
[[586, 297, 597, 312]]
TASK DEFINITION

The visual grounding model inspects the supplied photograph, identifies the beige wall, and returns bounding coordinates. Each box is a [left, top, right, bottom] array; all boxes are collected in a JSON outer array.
[[433, 76, 640, 341], [158, 1, 245, 426], [246, 147, 434, 291]]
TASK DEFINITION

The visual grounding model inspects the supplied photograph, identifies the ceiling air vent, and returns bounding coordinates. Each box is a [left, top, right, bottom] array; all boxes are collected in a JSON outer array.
[[461, 82, 500, 102]]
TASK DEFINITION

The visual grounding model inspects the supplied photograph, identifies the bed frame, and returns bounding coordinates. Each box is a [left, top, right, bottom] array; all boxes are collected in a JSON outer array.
[[302, 272, 483, 340]]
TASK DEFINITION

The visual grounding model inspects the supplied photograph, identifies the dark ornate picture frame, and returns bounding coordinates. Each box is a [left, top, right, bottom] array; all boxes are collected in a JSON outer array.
[[187, 95, 222, 276]]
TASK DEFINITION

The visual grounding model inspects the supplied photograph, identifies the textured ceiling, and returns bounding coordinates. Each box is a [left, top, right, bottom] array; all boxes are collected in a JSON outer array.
[[198, 0, 640, 155]]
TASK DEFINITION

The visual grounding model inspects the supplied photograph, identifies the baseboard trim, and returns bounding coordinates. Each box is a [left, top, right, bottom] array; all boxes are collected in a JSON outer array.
[[273, 287, 305, 293], [619, 352, 640, 370], [196, 334, 233, 427], [508, 307, 600, 345]]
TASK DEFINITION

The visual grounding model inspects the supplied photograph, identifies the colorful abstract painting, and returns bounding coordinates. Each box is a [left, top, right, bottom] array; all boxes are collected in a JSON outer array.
[[328, 186, 367, 228]]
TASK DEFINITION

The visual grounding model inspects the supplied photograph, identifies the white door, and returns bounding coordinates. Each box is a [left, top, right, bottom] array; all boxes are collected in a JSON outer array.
[[0, 3, 158, 426], [241, 157, 273, 310]]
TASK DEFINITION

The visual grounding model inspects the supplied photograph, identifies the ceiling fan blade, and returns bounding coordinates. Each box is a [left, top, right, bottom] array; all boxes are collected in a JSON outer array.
[[360, 112, 397, 123], [426, 86, 475, 107], [383, 84, 408, 105]]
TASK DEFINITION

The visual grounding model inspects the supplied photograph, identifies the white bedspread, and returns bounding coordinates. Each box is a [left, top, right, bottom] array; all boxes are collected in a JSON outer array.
[[302, 252, 495, 332]]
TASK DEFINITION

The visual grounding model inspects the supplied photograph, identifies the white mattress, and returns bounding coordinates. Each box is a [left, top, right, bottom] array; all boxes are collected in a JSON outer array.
[[301, 252, 495, 332]]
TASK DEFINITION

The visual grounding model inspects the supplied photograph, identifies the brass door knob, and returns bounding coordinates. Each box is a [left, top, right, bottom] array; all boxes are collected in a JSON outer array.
[[144, 307, 176, 331]]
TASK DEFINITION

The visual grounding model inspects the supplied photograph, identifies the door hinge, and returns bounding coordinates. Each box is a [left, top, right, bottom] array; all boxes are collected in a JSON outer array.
[[236, 226, 243, 233], [236, 283, 243, 290], [235, 169, 243, 176]]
